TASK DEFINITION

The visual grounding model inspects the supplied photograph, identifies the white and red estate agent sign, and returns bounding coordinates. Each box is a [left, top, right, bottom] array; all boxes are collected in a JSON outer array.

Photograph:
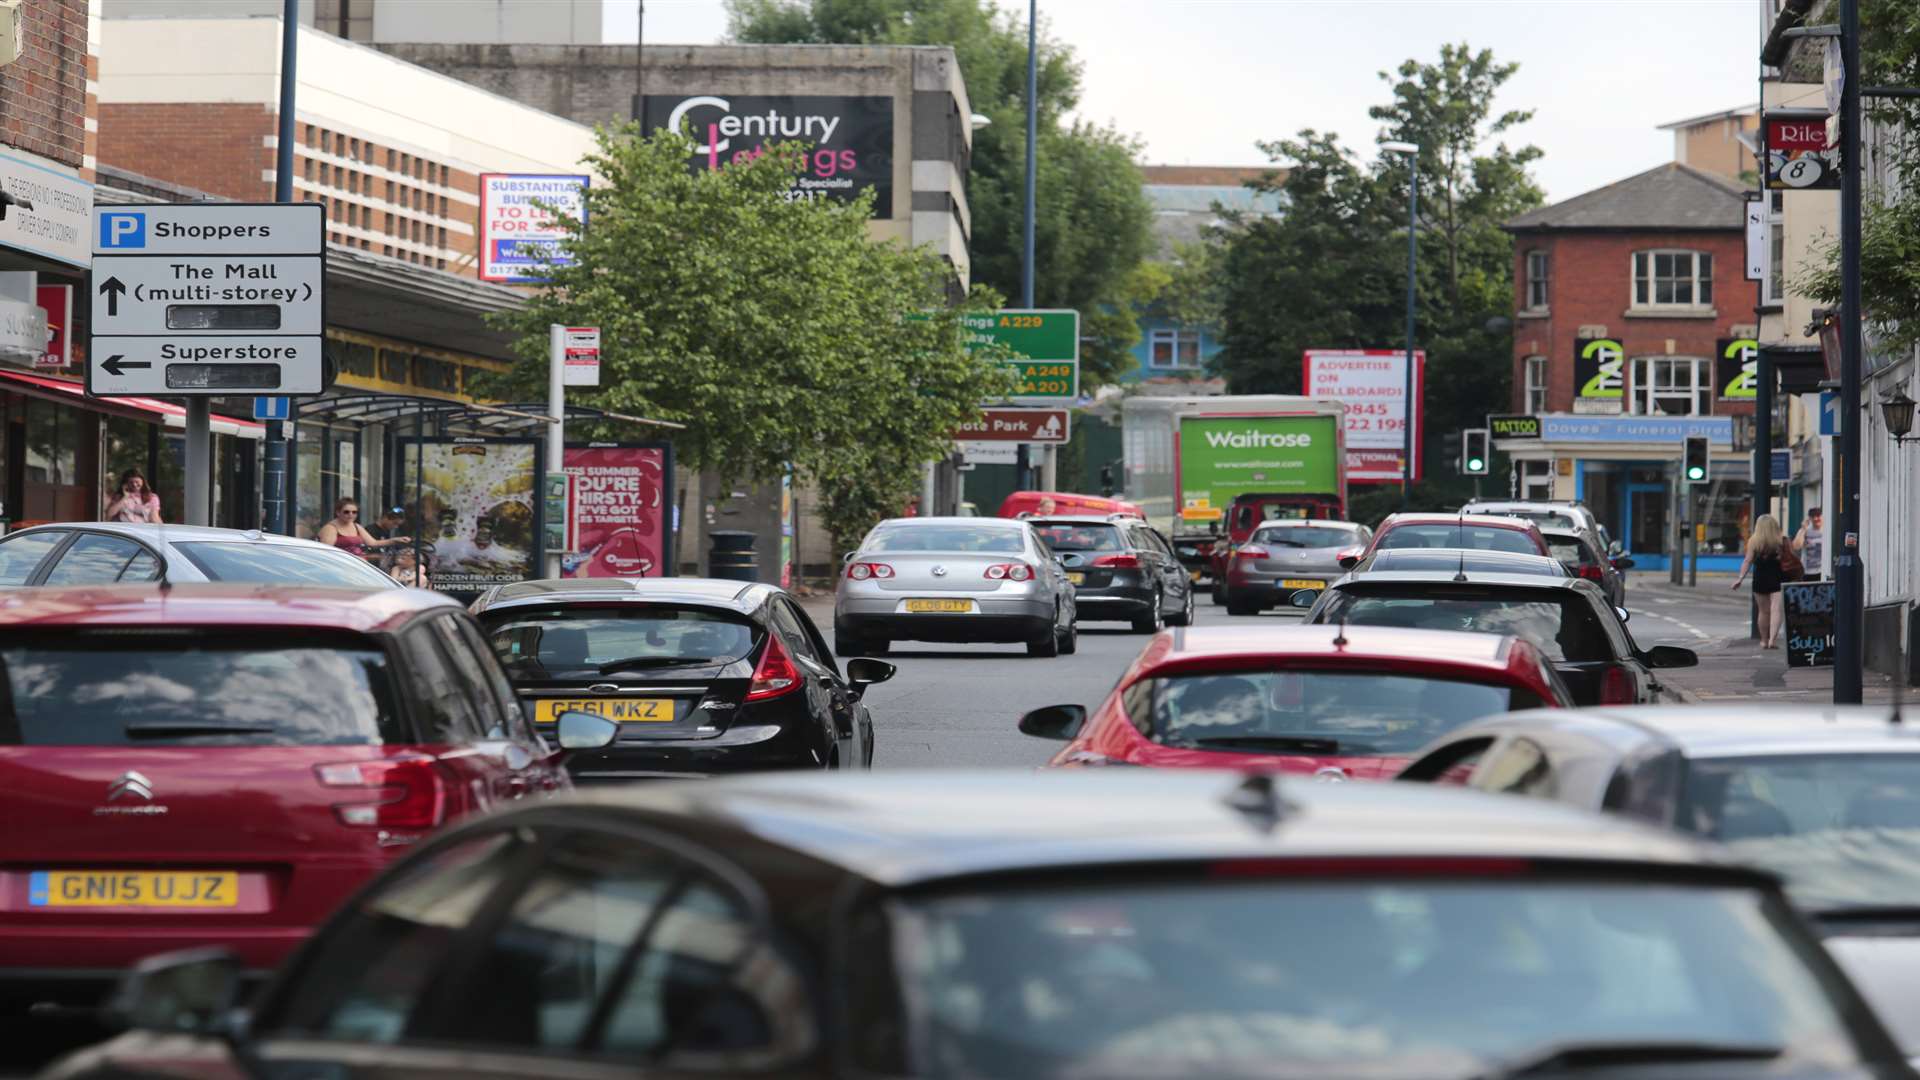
[[479, 174, 590, 283], [560, 445, 672, 579], [1302, 348, 1425, 483], [561, 326, 600, 387]]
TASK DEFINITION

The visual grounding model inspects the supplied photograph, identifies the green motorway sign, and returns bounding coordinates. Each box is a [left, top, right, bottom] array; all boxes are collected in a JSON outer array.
[[961, 308, 1079, 402]]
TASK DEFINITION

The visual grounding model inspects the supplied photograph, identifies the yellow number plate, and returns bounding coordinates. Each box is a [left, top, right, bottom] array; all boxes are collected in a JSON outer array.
[[1065, 572, 1086, 586], [31, 871, 238, 909], [905, 598, 973, 613], [536, 698, 674, 724], [1281, 579, 1326, 590], [1189, 570, 1204, 582]]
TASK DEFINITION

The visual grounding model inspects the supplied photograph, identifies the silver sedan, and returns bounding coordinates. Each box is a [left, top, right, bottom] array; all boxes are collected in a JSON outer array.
[[0, 523, 401, 588], [832, 517, 1077, 658], [1220, 520, 1370, 616]]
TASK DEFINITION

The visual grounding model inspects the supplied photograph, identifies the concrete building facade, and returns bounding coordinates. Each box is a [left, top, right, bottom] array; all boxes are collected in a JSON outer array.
[[378, 42, 977, 289], [101, 0, 606, 45]]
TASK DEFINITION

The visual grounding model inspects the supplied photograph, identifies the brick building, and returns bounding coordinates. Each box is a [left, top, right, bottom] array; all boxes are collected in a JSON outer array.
[[96, 15, 598, 276], [1499, 162, 1757, 572]]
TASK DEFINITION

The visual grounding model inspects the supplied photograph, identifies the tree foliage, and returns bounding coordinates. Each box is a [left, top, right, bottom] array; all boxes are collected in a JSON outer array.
[[1208, 44, 1543, 509], [479, 127, 1012, 551], [1802, 3, 1920, 357], [727, 0, 1155, 387]]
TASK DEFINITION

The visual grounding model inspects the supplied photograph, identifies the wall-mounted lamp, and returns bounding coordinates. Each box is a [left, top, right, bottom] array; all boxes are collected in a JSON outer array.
[[1882, 389, 1916, 443]]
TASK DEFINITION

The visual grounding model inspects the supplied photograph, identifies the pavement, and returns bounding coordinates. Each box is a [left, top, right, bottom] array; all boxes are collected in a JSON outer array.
[[1623, 572, 1903, 705]]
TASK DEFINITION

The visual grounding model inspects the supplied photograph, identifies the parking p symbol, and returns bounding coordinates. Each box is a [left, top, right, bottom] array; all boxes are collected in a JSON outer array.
[[100, 212, 145, 249]]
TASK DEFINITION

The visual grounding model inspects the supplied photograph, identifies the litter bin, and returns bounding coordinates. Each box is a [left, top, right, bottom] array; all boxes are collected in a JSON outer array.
[[708, 530, 758, 581]]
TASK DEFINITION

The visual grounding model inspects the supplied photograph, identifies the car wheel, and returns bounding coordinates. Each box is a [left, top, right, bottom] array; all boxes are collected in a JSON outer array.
[[1057, 617, 1078, 655], [868, 640, 890, 656], [1210, 579, 1227, 606], [1028, 622, 1061, 658], [834, 636, 866, 659], [1167, 585, 1195, 627], [1130, 592, 1165, 634], [1226, 596, 1259, 617]]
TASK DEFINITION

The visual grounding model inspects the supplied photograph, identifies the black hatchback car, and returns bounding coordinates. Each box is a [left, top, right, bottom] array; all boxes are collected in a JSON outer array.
[[1301, 571, 1697, 707], [470, 578, 891, 778], [47, 771, 1913, 1080], [1027, 515, 1195, 631]]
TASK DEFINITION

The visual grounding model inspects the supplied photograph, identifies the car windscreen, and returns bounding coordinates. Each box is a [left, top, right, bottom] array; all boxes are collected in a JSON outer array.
[[1315, 588, 1612, 662], [1681, 753, 1920, 914], [1251, 525, 1361, 549], [174, 541, 399, 587], [0, 632, 404, 745], [1544, 537, 1592, 566], [480, 605, 759, 677], [894, 879, 1862, 1078], [1030, 524, 1124, 552], [1378, 524, 1539, 555], [1138, 670, 1529, 756], [865, 525, 1025, 554]]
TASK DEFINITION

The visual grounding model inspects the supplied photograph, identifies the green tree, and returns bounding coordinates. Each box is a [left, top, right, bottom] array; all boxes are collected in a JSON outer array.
[[727, 0, 1155, 387], [1207, 44, 1543, 508], [479, 127, 1012, 550]]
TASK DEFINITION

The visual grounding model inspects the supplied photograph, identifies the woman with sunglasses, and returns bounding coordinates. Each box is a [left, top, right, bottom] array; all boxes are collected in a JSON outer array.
[[316, 498, 410, 561], [104, 469, 163, 524]]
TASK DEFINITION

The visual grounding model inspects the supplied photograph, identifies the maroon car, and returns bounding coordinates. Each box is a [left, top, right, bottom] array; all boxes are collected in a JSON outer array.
[[0, 584, 614, 1016]]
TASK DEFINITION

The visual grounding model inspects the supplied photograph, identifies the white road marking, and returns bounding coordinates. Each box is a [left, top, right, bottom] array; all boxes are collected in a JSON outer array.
[[1627, 608, 1711, 640]]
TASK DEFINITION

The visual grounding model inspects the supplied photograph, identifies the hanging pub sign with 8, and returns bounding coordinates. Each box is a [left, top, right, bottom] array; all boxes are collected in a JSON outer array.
[[1765, 110, 1841, 191]]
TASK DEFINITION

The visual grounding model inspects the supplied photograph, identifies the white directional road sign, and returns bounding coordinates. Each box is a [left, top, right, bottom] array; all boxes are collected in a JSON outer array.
[[87, 203, 325, 398]]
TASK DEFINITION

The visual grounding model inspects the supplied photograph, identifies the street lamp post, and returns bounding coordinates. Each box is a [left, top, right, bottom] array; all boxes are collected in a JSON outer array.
[[1382, 141, 1420, 510], [1014, 0, 1039, 493]]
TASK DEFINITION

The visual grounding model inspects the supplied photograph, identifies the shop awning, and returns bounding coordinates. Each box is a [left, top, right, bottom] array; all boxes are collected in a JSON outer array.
[[0, 369, 266, 440]]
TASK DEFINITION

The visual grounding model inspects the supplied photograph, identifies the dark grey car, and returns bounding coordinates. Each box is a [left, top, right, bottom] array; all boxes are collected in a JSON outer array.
[[1028, 515, 1195, 632], [46, 770, 1914, 1080]]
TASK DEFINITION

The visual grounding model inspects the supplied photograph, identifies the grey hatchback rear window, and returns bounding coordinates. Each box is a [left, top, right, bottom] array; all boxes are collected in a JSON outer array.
[[866, 526, 1024, 554]]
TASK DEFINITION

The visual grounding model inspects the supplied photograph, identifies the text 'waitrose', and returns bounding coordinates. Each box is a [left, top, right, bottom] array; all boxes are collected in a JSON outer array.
[[1204, 430, 1314, 449]]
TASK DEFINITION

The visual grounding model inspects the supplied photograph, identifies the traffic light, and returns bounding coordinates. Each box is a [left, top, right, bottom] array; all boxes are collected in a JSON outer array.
[[1683, 436, 1710, 485], [1461, 428, 1490, 476], [1441, 430, 1463, 473]]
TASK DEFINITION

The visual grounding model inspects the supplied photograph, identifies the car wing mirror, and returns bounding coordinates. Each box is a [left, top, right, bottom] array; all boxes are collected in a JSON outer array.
[[1645, 644, 1698, 669], [1017, 703, 1087, 741], [106, 946, 243, 1037], [1607, 540, 1625, 556], [1611, 556, 1636, 570], [1288, 589, 1320, 609], [1335, 547, 1362, 570], [1615, 606, 1631, 624], [556, 710, 619, 751], [845, 658, 896, 698]]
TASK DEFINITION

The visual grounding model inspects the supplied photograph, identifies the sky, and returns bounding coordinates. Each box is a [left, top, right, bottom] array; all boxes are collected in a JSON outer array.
[[604, 0, 1768, 202]]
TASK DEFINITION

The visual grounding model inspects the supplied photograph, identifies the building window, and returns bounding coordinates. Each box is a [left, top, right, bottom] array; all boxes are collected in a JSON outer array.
[[304, 123, 315, 146], [1525, 250, 1549, 310], [1632, 356, 1708, 415], [350, 137, 360, 160], [1632, 250, 1714, 308], [386, 179, 394, 203], [1764, 191, 1785, 305], [303, 157, 313, 182], [386, 148, 395, 171], [438, 195, 448, 217], [1523, 355, 1547, 413], [1520, 459, 1553, 500], [436, 225, 447, 249], [1148, 328, 1201, 369]]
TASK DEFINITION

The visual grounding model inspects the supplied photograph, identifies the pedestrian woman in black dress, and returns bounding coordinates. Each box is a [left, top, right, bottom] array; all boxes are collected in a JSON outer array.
[[1731, 514, 1786, 649]]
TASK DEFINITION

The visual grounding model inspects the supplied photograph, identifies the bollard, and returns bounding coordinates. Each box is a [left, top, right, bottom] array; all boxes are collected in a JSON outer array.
[[708, 530, 758, 582]]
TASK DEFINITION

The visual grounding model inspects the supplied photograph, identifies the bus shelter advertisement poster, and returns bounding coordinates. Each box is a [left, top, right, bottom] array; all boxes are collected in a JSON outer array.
[[561, 446, 668, 579], [640, 95, 894, 216], [401, 439, 538, 592]]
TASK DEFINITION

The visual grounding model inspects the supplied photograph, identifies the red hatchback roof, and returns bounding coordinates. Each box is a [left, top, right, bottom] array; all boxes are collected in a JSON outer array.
[[1381, 513, 1540, 530], [1137, 624, 1529, 682], [0, 583, 456, 633]]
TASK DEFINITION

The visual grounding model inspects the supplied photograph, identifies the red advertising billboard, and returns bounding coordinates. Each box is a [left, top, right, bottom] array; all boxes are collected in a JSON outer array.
[[561, 444, 672, 579]]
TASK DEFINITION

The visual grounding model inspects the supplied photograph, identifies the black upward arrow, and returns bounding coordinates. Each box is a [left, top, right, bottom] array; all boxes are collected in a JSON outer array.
[[100, 354, 149, 377], [98, 276, 126, 317]]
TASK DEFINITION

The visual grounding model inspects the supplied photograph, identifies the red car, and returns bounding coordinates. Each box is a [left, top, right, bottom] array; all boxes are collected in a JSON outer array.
[[0, 584, 614, 1014], [1336, 512, 1550, 570], [1018, 624, 1573, 778]]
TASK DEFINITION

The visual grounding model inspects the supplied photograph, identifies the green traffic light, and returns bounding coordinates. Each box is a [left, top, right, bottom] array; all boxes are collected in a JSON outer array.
[[1686, 466, 1706, 481], [1467, 457, 1485, 471]]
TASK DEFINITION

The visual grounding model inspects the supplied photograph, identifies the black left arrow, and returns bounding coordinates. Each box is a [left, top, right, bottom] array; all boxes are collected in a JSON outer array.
[[100, 354, 149, 377], [98, 276, 126, 317]]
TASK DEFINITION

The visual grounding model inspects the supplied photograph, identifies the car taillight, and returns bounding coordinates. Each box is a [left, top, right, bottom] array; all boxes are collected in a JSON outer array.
[[1235, 545, 1270, 559], [1598, 664, 1636, 705], [1577, 564, 1605, 581], [314, 756, 450, 830], [984, 562, 1035, 581], [746, 633, 802, 702], [1092, 554, 1140, 569], [846, 561, 894, 580]]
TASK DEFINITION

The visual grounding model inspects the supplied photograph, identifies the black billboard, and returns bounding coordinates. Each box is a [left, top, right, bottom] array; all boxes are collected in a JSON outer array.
[[1573, 337, 1625, 405], [641, 94, 894, 217], [1488, 414, 1541, 439], [1715, 337, 1759, 400]]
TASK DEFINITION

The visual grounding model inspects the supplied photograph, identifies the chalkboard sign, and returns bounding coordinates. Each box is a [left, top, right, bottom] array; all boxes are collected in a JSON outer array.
[[1783, 581, 1836, 668]]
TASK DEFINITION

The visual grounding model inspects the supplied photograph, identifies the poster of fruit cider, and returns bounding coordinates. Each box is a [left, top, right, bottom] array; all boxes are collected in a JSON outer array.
[[401, 440, 538, 592], [560, 446, 669, 579]]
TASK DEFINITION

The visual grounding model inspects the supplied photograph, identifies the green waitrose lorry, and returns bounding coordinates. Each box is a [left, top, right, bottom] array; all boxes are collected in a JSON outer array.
[[1121, 395, 1350, 584]]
